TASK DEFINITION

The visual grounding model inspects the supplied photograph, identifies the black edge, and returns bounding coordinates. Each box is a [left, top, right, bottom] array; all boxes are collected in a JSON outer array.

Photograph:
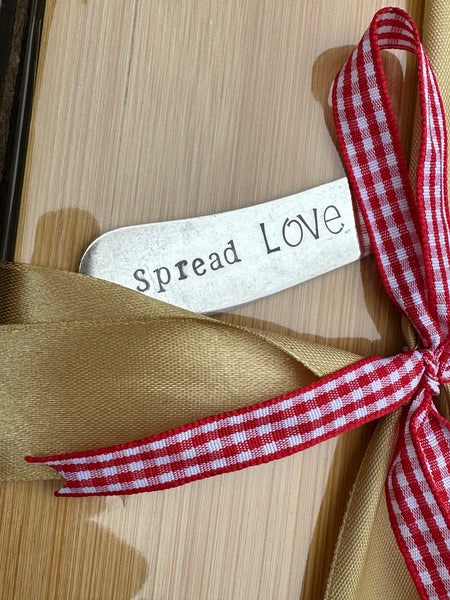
[[0, 0, 46, 261]]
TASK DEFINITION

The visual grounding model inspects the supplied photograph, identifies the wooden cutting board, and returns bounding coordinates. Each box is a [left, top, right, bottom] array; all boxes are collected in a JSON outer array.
[[1, 1, 423, 598]]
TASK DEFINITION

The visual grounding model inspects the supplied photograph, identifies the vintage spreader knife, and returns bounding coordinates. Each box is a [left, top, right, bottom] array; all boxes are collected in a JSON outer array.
[[79, 178, 362, 313]]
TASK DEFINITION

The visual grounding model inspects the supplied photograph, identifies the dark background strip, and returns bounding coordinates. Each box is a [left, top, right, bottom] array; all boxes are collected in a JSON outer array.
[[0, 0, 46, 260]]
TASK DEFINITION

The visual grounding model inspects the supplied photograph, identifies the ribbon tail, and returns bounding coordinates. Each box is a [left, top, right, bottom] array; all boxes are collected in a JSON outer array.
[[387, 391, 450, 600], [26, 351, 424, 497]]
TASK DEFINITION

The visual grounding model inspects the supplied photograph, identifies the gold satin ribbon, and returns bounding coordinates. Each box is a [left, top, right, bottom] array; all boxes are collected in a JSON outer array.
[[0, 261, 360, 481]]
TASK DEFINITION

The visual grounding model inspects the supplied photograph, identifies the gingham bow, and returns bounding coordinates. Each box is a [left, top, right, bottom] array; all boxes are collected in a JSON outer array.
[[27, 8, 450, 598]]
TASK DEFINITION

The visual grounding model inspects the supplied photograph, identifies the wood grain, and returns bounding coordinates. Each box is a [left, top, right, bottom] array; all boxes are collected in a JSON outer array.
[[2, 1, 423, 598]]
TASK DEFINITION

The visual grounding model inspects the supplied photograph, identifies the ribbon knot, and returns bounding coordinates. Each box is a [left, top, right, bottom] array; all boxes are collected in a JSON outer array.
[[421, 348, 441, 396], [24, 8, 450, 600]]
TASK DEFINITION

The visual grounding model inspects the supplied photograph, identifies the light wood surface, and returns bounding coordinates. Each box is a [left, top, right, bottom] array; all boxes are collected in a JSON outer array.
[[2, 1, 423, 598]]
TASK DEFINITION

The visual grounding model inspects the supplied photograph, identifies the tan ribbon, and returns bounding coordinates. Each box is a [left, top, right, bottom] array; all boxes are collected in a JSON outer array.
[[323, 2, 450, 598], [0, 261, 360, 481]]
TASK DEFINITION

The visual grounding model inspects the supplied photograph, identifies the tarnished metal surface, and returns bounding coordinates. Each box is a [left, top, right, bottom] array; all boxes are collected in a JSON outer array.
[[80, 178, 360, 313]]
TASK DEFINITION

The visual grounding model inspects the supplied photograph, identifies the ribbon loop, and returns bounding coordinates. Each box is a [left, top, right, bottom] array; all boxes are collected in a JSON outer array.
[[333, 7, 445, 351]]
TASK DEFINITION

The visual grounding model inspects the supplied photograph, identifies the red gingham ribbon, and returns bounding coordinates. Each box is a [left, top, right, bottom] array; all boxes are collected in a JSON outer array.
[[26, 8, 450, 598]]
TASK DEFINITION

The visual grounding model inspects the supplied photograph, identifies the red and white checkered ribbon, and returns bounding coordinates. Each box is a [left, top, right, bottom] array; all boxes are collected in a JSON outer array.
[[27, 8, 450, 598]]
